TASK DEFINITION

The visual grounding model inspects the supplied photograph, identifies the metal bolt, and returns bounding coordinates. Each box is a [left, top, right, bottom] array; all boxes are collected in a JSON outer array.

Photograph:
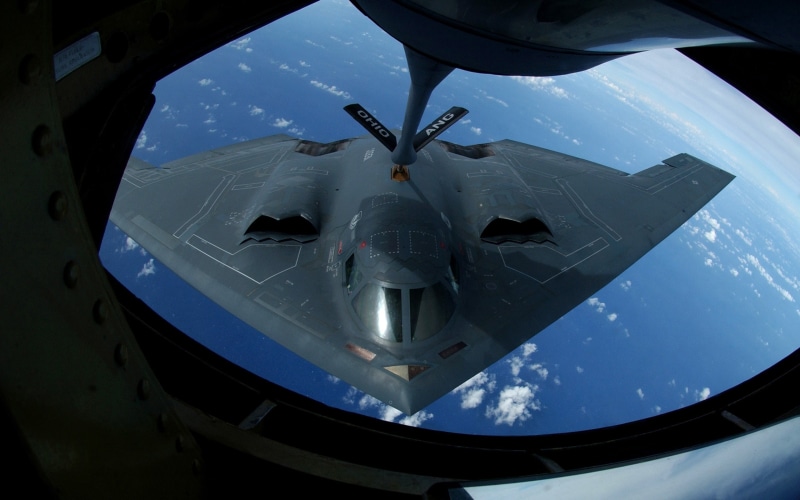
[[157, 412, 169, 432], [19, 54, 41, 85], [137, 378, 151, 400], [114, 343, 128, 367], [48, 191, 67, 220], [92, 299, 108, 324], [32, 125, 52, 157], [63, 260, 79, 288]]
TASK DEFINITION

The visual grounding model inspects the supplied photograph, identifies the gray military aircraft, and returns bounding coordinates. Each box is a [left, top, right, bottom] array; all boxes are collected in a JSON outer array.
[[110, 37, 733, 414], [111, 112, 733, 415]]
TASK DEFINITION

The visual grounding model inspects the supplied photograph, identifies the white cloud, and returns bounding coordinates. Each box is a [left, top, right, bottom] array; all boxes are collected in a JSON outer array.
[[704, 228, 717, 243], [309, 80, 351, 99], [452, 371, 496, 409], [272, 117, 293, 128], [238, 63, 252, 73], [229, 37, 251, 50], [485, 385, 540, 426], [135, 130, 147, 149], [380, 406, 403, 422], [249, 105, 264, 116], [510, 75, 569, 98], [198, 78, 213, 86], [299, 60, 310, 67], [576, 366, 584, 374], [137, 259, 155, 278], [529, 363, 549, 380], [460, 388, 487, 409], [702, 211, 721, 230], [620, 280, 632, 291], [486, 95, 508, 107], [358, 394, 382, 410], [470, 126, 482, 135], [734, 228, 752, 246], [695, 387, 711, 401], [121, 237, 139, 252], [398, 410, 433, 427], [326, 375, 339, 384], [354, 392, 433, 427], [636, 388, 644, 399], [508, 356, 524, 377], [342, 386, 358, 405], [607, 313, 618, 322], [522, 343, 537, 357], [730, 268, 739, 277], [587, 297, 606, 312], [747, 253, 795, 302]]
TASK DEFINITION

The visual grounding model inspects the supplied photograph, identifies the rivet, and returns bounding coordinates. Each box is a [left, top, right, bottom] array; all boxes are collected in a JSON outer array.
[[137, 378, 151, 400], [18, 0, 38, 15], [19, 54, 42, 85], [48, 191, 67, 220], [114, 343, 128, 367], [92, 299, 108, 324], [192, 459, 202, 476], [47, 191, 69, 220], [175, 435, 185, 453], [32, 125, 53, 157], [63, 260, 79, 288], [157, 412, 169, 432]]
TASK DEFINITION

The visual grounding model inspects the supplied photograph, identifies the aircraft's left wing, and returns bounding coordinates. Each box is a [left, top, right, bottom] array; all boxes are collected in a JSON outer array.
[[392, 140, 735, 413]]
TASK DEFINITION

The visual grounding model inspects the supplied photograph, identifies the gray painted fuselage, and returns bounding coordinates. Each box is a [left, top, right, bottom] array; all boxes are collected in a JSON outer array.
[[111, 133, 733, 414]]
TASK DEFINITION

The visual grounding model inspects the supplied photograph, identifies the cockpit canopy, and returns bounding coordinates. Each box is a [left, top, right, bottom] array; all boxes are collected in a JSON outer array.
[[346, 254, 458, 343]]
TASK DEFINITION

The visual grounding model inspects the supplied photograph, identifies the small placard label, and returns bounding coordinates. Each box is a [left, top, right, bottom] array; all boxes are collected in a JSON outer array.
[[54, 32, 101, 81]]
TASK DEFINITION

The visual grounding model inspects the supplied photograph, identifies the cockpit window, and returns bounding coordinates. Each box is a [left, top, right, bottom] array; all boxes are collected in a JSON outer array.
[[345, 254, 362, 294], [409, 283, 455, 342], [352, 284, 402, 342], [447, 255, 459, 295]]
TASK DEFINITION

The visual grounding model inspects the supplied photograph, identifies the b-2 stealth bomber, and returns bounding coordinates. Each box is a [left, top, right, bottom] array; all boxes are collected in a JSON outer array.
[[111, 44, 733, 414], [111, 119, 733, 414]]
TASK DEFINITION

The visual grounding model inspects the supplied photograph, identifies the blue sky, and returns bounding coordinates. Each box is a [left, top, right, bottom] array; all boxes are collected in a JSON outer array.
[[109, 0, 800, 434]]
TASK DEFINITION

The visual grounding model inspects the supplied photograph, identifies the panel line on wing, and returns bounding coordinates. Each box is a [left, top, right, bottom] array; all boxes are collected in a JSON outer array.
[[186, 234, 301, 284], [502, 151, 559, 179], [498, 237, 610, 284], [590, 162, 705, 194], [173, 174, 235, 239], [232, 182, 266, 191], [557, 179, 622, 241], [638, 163, 704, 194]]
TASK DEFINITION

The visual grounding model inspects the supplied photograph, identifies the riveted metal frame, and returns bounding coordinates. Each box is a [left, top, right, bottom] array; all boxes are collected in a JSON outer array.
[[3, 0, 800, 497], [0, 1, 204, 497]]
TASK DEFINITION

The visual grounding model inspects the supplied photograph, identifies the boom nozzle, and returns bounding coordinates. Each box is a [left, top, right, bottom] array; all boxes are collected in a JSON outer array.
[[344, 45, 468, 167]]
